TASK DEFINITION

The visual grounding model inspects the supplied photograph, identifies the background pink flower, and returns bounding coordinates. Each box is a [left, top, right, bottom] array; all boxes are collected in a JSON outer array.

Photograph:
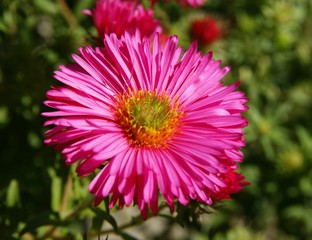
[[210, 167, 249, 201], [191, 17, 221, 45], [151, 0, 205, 8], [84, 0, 162, 40], [43, 31, 248, 219]]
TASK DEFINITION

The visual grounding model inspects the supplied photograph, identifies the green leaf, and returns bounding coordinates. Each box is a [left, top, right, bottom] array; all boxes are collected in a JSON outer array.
[[91, 208, 118, 232], [33, 0, 58, 15], [0, 106, 9, 124], [6, 179, 21, 208], [119, 231, 139, 240], [51, 175, 62, 212]]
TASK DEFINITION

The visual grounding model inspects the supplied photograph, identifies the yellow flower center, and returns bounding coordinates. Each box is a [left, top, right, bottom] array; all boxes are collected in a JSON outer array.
[[114, 89, 184, 148]]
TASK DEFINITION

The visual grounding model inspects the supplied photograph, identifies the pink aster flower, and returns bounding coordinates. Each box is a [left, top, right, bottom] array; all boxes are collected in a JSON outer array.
[[83, 0, 162, 40], [43, 31, 248, 219]]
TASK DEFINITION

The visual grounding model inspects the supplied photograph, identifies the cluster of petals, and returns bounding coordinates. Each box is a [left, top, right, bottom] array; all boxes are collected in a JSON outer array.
[[176, 0, 205, 8], [210, 167, 249, 201], [84, 0, 162, 39], [43, 31, 248, 219], [191, 17, 221, 45]]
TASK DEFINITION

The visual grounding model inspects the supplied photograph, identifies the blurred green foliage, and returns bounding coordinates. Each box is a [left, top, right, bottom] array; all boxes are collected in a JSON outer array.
[[1, 0, 312, 239]]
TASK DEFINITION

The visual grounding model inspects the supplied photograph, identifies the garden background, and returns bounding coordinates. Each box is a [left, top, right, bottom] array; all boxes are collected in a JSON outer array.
[[1, 0, 312, 239]]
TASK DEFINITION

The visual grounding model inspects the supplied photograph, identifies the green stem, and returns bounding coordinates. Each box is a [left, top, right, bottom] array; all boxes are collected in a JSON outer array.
[[90, 204, 169, 238], [55, 0, 78, 29], [37, 193, 94, 240]]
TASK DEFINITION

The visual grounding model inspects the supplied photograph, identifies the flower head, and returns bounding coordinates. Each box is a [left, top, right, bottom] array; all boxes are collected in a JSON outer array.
[[43, 31, 248, 219], [191, 17, 221, 45], [178, 0, 205, 7], [84, 0, 162, 40]]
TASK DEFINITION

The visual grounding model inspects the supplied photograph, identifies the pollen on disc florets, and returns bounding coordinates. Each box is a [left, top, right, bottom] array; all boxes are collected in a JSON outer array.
[[114, 89, 184, 148]]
